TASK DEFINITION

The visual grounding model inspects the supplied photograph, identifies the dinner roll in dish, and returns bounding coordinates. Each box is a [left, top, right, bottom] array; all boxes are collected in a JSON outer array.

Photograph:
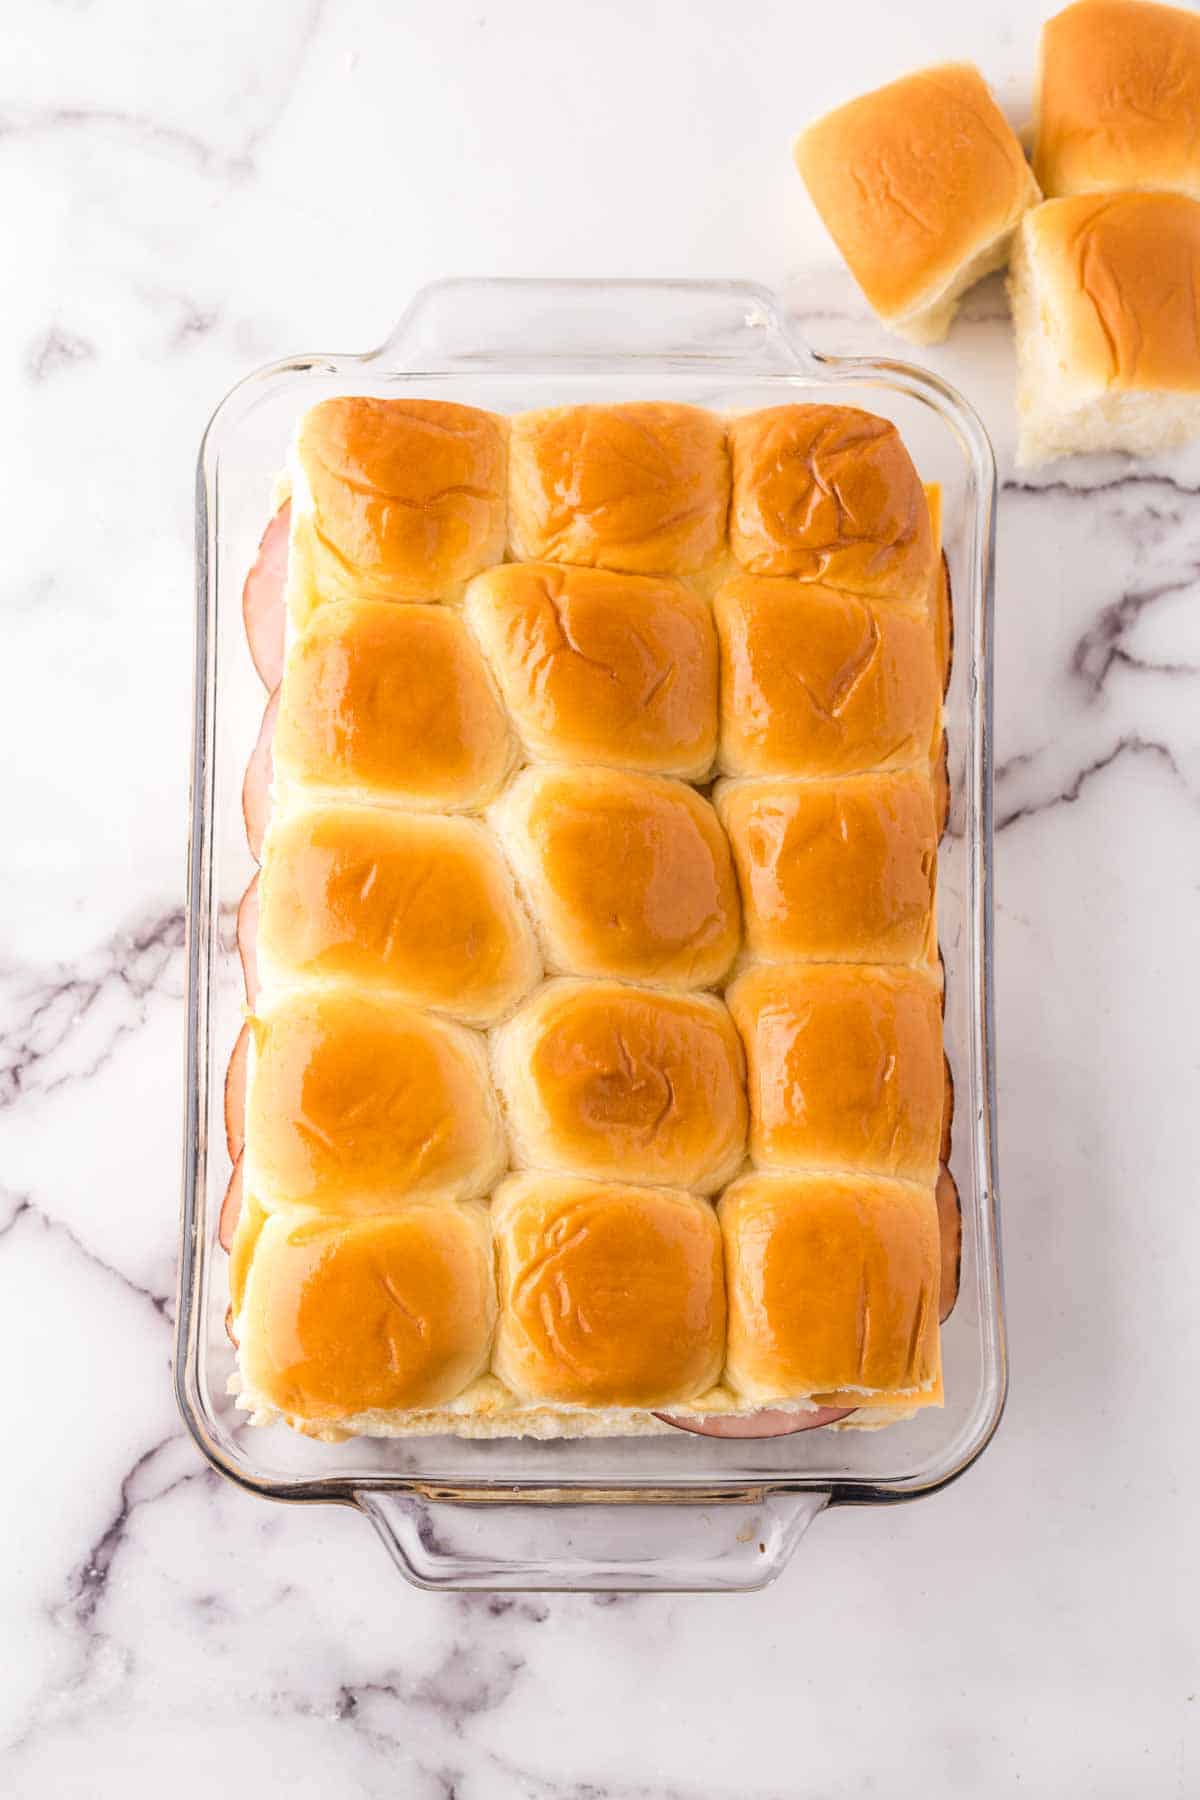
[[507, 402, 730, 576], [727, 963, 943, 1184], [716, 772, 938, 967], [491, 766, 741, 989], [1034, 1, 1200, 200], [236, 1204, 496, 1426], [256, 805, 541, 1026], [491, 1175, 725, 1406], [1009, 192, 1200, 464], [245, 989, 505, 1211], [493, 979, 748, 1192], [273, 601, 513, 811], [714, 575, 941, 778], [726, 406, 935, 602], [288, 397, 507, 619], [465, 562, 718, 779], [794, 63, 1040, 343], [719, 1172, 941, 1405]]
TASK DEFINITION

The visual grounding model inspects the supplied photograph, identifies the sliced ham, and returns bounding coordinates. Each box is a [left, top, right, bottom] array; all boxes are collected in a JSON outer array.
[[237, 875, 260, 1008], [937, 1165, 962, 1323], [225, 1021, 249, 1161], [243, 686, 279, 862], [242, 502, 290, 690], [655, 1405, 854, 1437], [219, 1151, 244, 1253]]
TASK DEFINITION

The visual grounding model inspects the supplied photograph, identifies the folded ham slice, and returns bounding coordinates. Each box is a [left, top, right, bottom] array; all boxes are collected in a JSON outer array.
[[237, 875, 260, 1007], [243, 688, 278, 862], [224, 1021, 249, 1161], [655, 1406, 854, 1437], [242, 503, 289, 690]]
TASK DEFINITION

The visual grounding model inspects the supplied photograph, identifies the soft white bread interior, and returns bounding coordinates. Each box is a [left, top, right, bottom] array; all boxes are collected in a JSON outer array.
[[1034, 1, 1200, 200], [1010, 191, 1200, 464], [794, 63, 1040, 343]]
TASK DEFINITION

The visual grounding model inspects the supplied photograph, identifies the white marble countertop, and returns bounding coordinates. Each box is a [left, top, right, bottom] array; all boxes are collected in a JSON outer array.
[[4, 0, 1199, 1792]]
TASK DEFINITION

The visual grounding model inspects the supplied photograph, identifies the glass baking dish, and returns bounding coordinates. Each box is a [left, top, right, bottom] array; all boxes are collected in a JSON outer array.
[[175, 278, 1004, 1592]]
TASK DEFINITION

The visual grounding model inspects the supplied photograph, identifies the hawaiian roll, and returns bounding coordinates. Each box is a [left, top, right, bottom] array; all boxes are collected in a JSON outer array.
[[490, 766, 741, 988], [244, 989, 505, 1210], [290, 397, 507, 614], [1034, 1, 1200, 200], [714, 575, 941, 778], [273, 601, 513, 811], [492, 979, 748, 1193], [727, 406, 935, 601], [256, 805, 541, 1027], [507, 402, 729, 577], [236, 1204, 496, 1424], [491, 1174, 725, 1407], [465, 562, 718, 778], [716, 772, 937, 966], [794, 64, 1040, 343], [719, 1171, 941, 1404], [1009, 191, 1200, 463], [727, 963, 943, 1184]]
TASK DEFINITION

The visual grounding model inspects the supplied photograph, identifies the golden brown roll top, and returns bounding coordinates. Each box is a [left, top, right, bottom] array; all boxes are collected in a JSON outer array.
[[720, 1172, 941, 1405], [727, 406, 935, 601], [493, 979, 747, 1193], [508, 402, 730, 576], [715, 575, 941, 779], [236, 1203, 496, 1423], [256, 804, 541, 1027], [465, 562, 718, 779], [728, 964, 943, 1185], [273, 600, 513, 811], [491, 1174, 726, 1406], [289, 397, 508, 619], [1034, 1, 1200, 200], [245, 988, 506, 1211], [1015, 193, 1200, 397], [716, 772, 937, 967], [794, 63, 1040, 344], [234, 392, 951, 1437], [491, 766, 741, 988]]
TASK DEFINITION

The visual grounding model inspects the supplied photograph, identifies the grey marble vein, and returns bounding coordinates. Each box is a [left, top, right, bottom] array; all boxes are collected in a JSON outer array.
[[1070, 577, 1200, 697], [24, 326, 95, 382], [0, 906, 183, 1112], [0, 1189, 173, 1322], [996, 732, 1191, 831], [1003, 470, 1200, 500]]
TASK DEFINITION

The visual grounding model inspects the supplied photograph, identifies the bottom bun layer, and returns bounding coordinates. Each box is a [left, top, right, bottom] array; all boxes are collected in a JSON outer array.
[[229, 1372, 937, 1441]]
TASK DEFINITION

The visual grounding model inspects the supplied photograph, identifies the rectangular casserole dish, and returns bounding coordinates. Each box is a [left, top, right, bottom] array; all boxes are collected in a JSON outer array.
[[175, 278, 1004, 1592]]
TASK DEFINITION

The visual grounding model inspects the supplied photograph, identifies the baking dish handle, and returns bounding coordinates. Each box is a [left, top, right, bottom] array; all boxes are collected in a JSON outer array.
[[355, 1489, 829, 1593], [365, 276, 818, 375]]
